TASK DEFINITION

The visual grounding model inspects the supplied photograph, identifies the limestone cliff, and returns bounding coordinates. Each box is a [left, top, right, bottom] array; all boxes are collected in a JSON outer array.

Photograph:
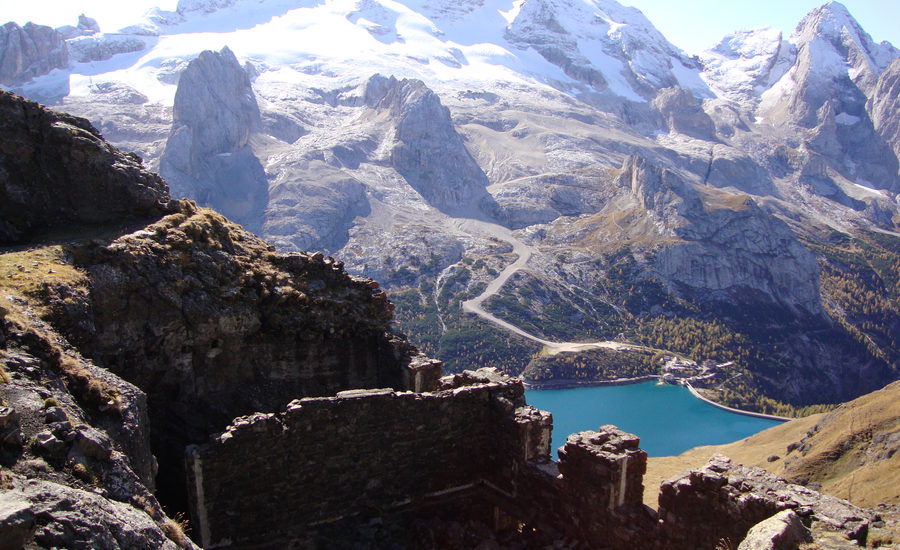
[[0, 22, 67, 86], [159, 46, 268, 233], [371, 75, 490, 211], [261, 73, 490, 254], [869, 58, 900, 167]]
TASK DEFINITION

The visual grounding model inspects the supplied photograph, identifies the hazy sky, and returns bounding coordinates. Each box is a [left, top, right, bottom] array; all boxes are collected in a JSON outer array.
[[1, 0, 897, 55]]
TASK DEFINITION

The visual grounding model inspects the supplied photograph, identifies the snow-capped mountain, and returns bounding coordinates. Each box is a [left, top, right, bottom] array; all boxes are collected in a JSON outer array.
[[2, 0, 899, 409]]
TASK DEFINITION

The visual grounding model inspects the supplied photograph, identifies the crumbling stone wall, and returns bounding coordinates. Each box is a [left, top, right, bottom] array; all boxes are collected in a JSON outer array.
[[186, 369, 548, 549], [184, 367, 879, 550], [510, 426, 654, 549]]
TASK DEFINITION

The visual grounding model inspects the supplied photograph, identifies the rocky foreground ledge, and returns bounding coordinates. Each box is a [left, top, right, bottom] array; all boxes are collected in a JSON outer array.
[[0, 90, 895, 549]]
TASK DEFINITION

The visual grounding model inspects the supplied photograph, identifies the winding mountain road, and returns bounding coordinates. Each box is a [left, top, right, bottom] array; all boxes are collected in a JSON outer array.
[[452, 217, 631, 356]]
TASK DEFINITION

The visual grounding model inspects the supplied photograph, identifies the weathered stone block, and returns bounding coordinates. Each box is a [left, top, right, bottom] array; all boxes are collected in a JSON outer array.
[[737, 510, 812, 550]]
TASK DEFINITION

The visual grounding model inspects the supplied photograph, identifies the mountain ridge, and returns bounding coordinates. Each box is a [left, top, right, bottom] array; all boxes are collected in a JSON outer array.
[[2, 0, 898, 412]]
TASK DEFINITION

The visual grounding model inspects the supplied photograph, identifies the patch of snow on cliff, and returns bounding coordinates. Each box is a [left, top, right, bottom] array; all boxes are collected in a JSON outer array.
[[700, 27, 792, 102], [835, 112, 860, 125]]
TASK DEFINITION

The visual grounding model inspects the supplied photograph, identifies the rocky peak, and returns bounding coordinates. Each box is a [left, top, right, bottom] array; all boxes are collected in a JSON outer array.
[[56, 14, 101, 40], [159, 46, 267, 232], [745, 3, 900, 192], [703, 3, 898, 112], [790, 1, 898, 93], [506, 0, 708, 99], [618, 155, 698, 231], [0, 22, 68, 86], [700, 27, 796, 103], [170, 46, 260, 155], [651, 87, 717, 139], [363, 74, 490, 212]]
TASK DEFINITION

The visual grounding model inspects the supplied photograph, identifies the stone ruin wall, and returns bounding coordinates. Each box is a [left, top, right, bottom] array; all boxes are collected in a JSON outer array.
[[185, 369, 550, 548], [514, 428, 654, 548], [185, 367, 658, 549], [186, 368, 879, 550]]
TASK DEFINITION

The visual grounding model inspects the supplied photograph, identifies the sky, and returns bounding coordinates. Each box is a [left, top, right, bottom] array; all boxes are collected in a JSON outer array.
[[625, 0, 900, 54], [0, 0, 898, 55]]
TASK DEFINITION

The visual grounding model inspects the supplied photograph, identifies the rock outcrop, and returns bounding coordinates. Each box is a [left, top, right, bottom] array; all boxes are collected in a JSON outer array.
[[0, 477, 189, 550], [261, 73, 490, 253], [651, 87, 717, 140], [617, 155, 824, 315], [364, 74, 490, 212], [63, 202, 420, 509], [56, 14, 101, 40], [66, 34, 149, 64], [736, 510, 812, 550], [1, 291, 197, 549], [0, 90, 169, 243], [159, 46, 267, 232], [658, 455, 878, 549], [0, 22, 68, 85], [869, 58, 900, 165]]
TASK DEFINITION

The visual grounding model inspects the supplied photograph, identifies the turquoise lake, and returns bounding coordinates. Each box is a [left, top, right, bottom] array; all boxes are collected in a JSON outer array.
[[525, 381, 783, 457]]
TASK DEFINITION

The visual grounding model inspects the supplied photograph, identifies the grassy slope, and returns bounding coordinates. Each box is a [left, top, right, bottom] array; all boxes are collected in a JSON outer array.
[[644, 381, 900, 509]]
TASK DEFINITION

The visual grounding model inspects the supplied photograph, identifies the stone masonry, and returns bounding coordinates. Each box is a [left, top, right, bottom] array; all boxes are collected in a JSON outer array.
[[185, 367, 880, 550], [185, 368, 548, 548]]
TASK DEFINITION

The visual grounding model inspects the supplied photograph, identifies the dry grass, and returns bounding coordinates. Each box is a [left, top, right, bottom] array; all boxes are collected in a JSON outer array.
[[867, 531, 896, 548], [57, 354, 123, 415], [2, 304, 123, 415], [0, 245, 123, 414], [572, 208, 685, 250], [0, 468, 12, 489], [700, 189, 753, 213], [0, 245, 86, 302], [134, 494, 191, 548], [644, 381, 900, 509], [71, 462, 99, 485], [161, 515, 191, 548]]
